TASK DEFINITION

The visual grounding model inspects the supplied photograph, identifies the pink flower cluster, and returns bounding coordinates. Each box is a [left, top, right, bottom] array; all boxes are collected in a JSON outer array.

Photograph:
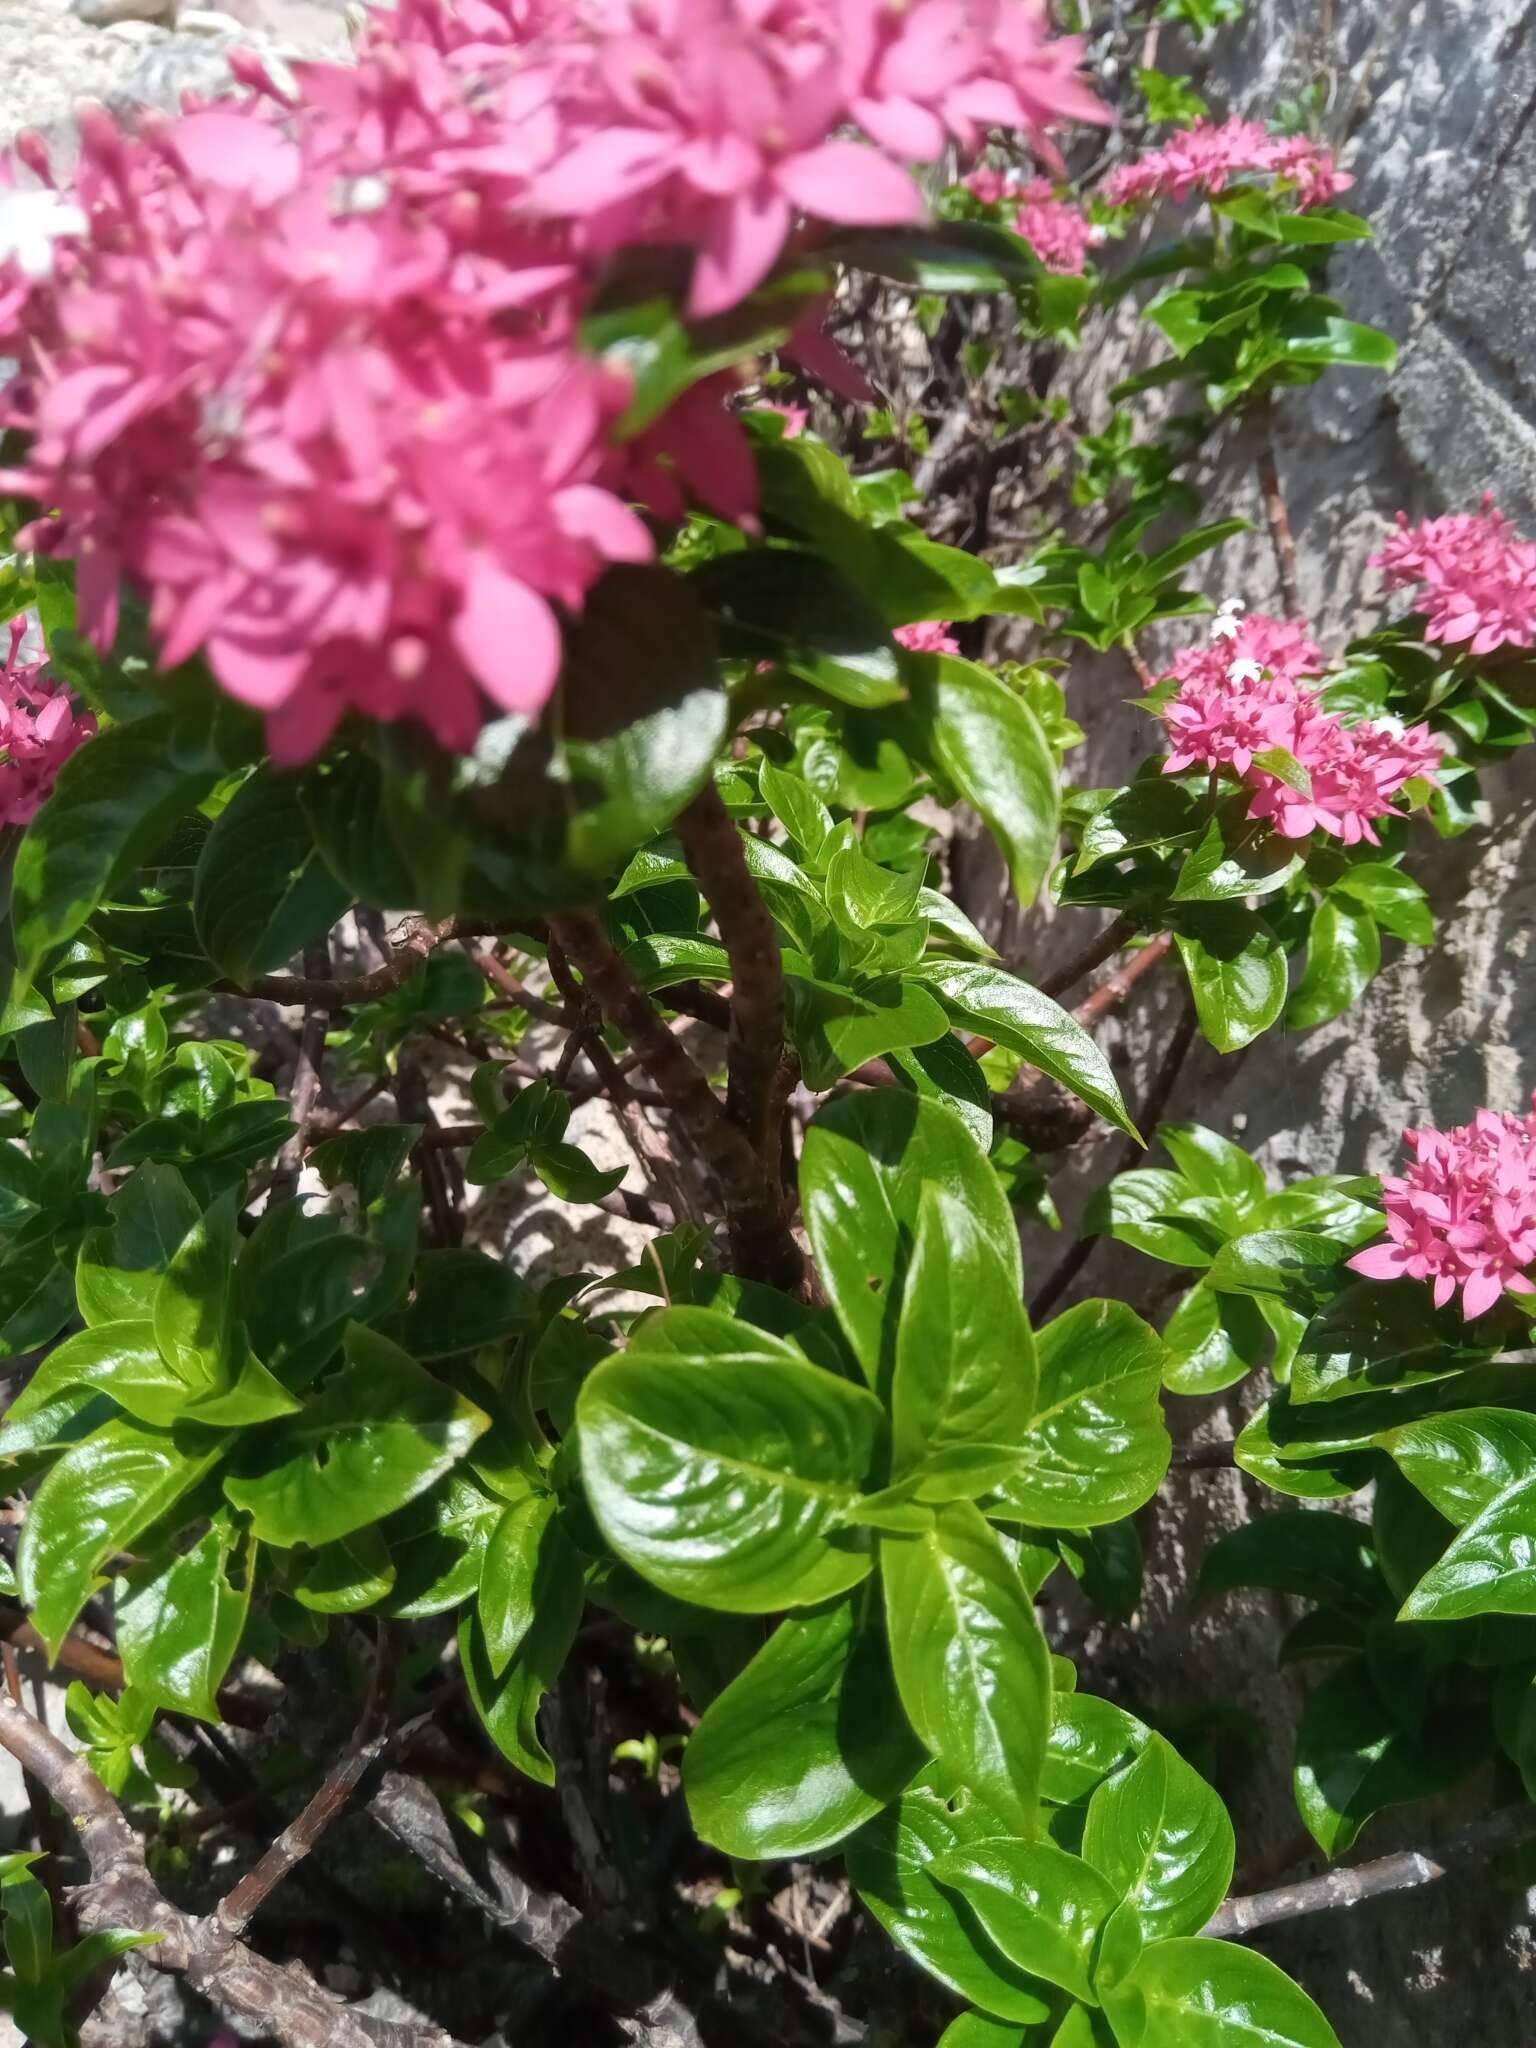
[[0, 617, 95, 826], [894, 620, 960, 654], [962, 167, 1098, 273], [1349, 1099, 1536, 1319], [0, 0, 1101, 763], [1107, 118, 1351, 213], [1372, 498, 1536, 659], [1155, 611, 1443, 845]]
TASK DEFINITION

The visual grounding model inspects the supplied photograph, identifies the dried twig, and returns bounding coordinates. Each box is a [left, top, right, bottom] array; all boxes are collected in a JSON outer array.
[[216, 1626, 396, 1940], [0, 1695, 452, 2048], [1205, 1806, 1536, 1939]]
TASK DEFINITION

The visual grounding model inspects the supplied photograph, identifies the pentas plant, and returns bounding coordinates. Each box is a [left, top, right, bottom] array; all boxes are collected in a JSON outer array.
[[0, 11, 1524, 2048]]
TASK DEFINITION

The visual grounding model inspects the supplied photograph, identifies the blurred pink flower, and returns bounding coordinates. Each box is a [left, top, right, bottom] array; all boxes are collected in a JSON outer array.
[[1107, 117, 1350, 212], [1012, 179, 1095, 274], [0, 616, 95, 825], [1349, 1099, 1536, 1320], [895, 620, 960, 654], [1373, 497, 1536, 658]]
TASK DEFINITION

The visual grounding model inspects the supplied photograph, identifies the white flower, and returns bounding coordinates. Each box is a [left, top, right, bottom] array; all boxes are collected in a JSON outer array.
[[1218, 597, 1245, 614], [1372, 714, 1407, 740], [1210, 613, 1241, 641], [0, 188, 86, 282], [1228, 657, 1263, 685]]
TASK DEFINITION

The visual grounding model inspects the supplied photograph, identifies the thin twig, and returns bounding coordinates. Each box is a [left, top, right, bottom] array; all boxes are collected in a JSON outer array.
[[1252, 388, 1302, 620], [1205, 1806, 1536, 1940], [0, 1695, 451, 2048], [1029, 993, 1197, 1320], [470, 949, 573, 1029], [675, 784, 790, 1174], [216, 1626, 396, 1940], [222, 918, 536, 1009], [1073, 930, 1174, 1029], [1038, 913, 1140, 1001], [1123, 639, 1158, 691], [548, 914, 806, 1294], [268, 939, 332, 1206]]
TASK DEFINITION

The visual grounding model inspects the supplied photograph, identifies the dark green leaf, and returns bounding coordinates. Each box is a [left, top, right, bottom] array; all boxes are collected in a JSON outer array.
[[458, 1547, 584, 1786], [1197, 1512, 1384, 1614], [1398, 1474, 1536, 1621], [1205, 1232, 1342, 1310], [1286, 897, 1381, 1031], [1081, 1735, 1233, 1941], [825, 220, 1043, 292], [1162, 1284, 1271, 1397], [478, 1494, 560, 1676], [693, 550, 905, 707], [76, 1165, 200, 1328], [1293, 1657, 1487, 1855], [1174, 908, 1287, 1053], [193, 768, 350, 981]]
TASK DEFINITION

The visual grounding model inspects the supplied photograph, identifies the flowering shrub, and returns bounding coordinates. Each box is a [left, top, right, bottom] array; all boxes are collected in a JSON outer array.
[[0, 11, 1528, 2048]]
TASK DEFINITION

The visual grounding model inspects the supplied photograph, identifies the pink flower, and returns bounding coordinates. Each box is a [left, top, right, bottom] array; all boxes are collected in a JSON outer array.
[[0, 616, 95, 825], [1349, 1099, 1536, 1319], [895, 620, 960, 654], [1012, 179, 1095, 274], [1372, 497, 1536, 658], [756, 401, 808, 438], [964, 165, 1011, 205], [1107, 117, 1350, 213], [1152, 612, 1443, 847]]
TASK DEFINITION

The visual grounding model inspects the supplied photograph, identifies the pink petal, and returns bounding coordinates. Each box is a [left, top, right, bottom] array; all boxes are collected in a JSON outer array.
[[1347, 1243, 1408, 1281], [171, 108, 300, 206], [554, 486, 654, 564], [452, 559, 563, 716], [1461, 1268, 1504, 1320], [530, 129, 677, 214], [689, 188, 792, 317], [774, 141, 925, 227]]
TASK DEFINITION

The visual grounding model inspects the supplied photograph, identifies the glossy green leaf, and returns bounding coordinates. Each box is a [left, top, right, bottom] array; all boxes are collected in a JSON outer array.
[[152, 1186, 239, 1387], [11, 709, 220, 980], [1175, 909, 1287, 1053], [76, 1165, 201, 1328], [884, 1035, 994, 1151], [892, 1185, 1036, 1479], [193, 767, 350, 981], [1384, 1407, 1536, 1525], [478, 1493, 561, 1676], [1042, 1694, 1150, 1808], [883, 1502, 1053, 1835], [937, 2016, 1039, 2048], [1293, 1657, 1487, 1856], [1101, 1938, 1342, 2048], [1197, 1512, 1384, 1614], [1286, 897, 1380, 1031], [1083, 1169, 1224, 1269], [1162, 1284, 1271, 1396], [577, 1308, 882, 1611], [1288, 1280, 1498, 1406], [800, 1091, 1018, 1391], [991, 1303, 1170, 1531], [1155, 1123, 1266, 1208], [294, 1526, 396, 1613], [1397, 1473, 1536, 1620], [1330, 864, 1432, 944], [4, 1320, 194, 1429], [1172, 815, 1301, 904], [786, 971, 950, 1090], [224, 1326, 489, 1548], [1205, 1232, 1342, 1310], [458, 1542, 585, 1786], [825, 219, 1044, 292], [1081, 1735, 1234, 1941], [931, 1839, 1119, 2004], [19, 1420, 224, 1655], [911, 960, 1137, 1140], [693, 549, 906, 707], [846, 1779, 1060, 2024], [684, 1590, 923, 1857], [757, 754, 834, 862], [116, 1514, 253, 1720]]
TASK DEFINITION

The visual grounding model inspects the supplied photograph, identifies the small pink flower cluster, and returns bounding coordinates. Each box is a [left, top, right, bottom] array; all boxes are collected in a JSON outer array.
[[0, 617, 95, 826], [961, 167, 1098, 273], [1107, 117, 1351, 213], [1349, 1099, 1536, 1319], [1372, 498, 1536, 658], [894, 620, 960, 654], [1155, 610, 1443, 845], [0, 0, 1101, 762]]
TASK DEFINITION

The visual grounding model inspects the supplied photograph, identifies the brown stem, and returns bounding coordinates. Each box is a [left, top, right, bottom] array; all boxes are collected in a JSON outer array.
[[0, 1695, 451, 2048], [217, 1627, 395, 1939], [548, 913, 806, 1294], [1038, 914, 1140, 1001], [1029, 994, 1197, 1321], [268, 939, 332, 1206], [222, 918, 538, 1009], [1253, 388, 1303, 621], [1205, 1806, 1536, 1940], [675, 784, 789, 1174], [1122, 639, 1159, 691], [469, 949, 573, 1029], [1072, 930, 1174, 1029]]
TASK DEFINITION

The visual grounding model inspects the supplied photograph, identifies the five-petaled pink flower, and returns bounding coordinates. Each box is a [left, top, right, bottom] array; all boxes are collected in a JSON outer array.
[[1349, 1099, 1536, 1319], [0, 616, 95, 825], [1373, 498, 1536, 658]]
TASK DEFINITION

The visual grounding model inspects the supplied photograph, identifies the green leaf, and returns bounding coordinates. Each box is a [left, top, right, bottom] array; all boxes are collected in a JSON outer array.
[[1172, 816, 1300, 905], [1, 1861, 51, 1985], [1083, 1169, 1224, 1269], [937, 2016, 1039, 2048], [882, 1502, 1053, 1836], [991, 1303, 1170, 1531], [1281, 308, 1397, 371], [899, 655, 1060, 904], [1057, 1522, 1144, 1623], [76, 1165, 200, 1328], [847, 1778, 1060, 2024], [930, 1840, 1118, 2004], [892, 1185, 1036, 1479], [1286, 897, 1380, 1031], [757, 756, 834, 862], [1081, 1735, 1234, 1941], [381, 1248, 531, 1361], [825, 220, 1044, 292], [1162, 1284, 1271, 1396], [11, 709, 220, 981], [1042, 1694, 1150, 1808], [1384, 1407, 1536, 1525], [692, 549, 906, 707], [1293, 1657, 1487, 1856], [884, 1035, 994, 1151], [49, 1926, 164, 1993], [1175, 909, 1288, 1053], [684, 1591, 924, 1857], [192, 767, 350, 981], [294, 1526, 396, 1613], [824, 844, 925, 937], [152, 1186, 239, 1388], [576, 1308, 882, 1611], [19, 1420, 224, 1655], [224, 1326, 489, 1547], [1155, 1123, 1266, 1208], [1205, 1232, 1342, 1310], [458, 1547, 585, 1786], [531, 1141, 628, 1205], [910, 960, 1137, 1140], [116, 1514, 252, 1721], [800, 1091, 1018, 1391], [478, 1494, 561, 1677], [1197, 1512, 1384, 1614], [1330, 863, 1431, 944], [1397, 1473, 1536, 1620], [1101, 1938, 1342, 2048], [1288, 1280, 1497, 1406], [2, 1321, 193, 1430], [786, 971, 950, 1091]]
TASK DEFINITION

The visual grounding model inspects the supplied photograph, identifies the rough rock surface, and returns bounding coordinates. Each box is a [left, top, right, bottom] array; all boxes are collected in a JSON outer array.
[[975, 4, 1536, 2039]]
